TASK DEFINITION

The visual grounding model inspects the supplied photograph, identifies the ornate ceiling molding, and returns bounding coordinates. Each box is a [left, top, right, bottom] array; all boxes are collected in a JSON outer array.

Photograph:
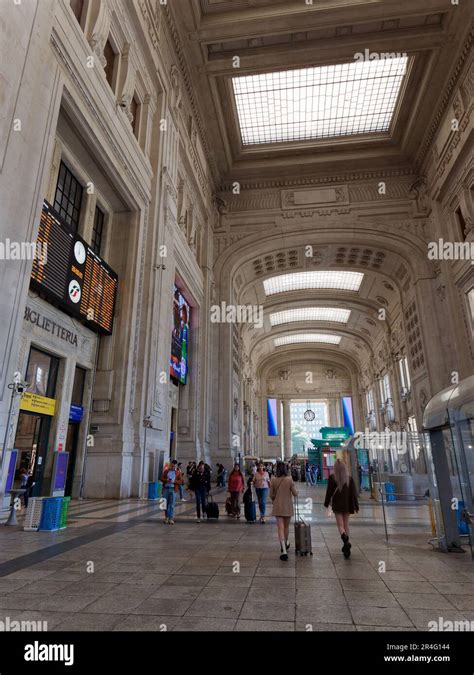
[[218, 167, 416, 193], [416, 26, 473, 170], [161, 4, 219, 188]]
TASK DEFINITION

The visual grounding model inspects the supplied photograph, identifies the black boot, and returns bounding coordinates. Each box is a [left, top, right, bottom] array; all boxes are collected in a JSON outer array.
[[341, 532, 351, 558]]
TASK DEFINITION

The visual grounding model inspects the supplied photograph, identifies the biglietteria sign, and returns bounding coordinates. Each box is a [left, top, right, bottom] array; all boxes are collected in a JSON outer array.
[[24, 306, 78, 346]]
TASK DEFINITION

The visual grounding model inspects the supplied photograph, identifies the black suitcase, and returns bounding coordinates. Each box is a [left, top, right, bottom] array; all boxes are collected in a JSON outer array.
[[244, 500, 257, 523], [294, 497, 313, 556], [205, 493, 219, 519]]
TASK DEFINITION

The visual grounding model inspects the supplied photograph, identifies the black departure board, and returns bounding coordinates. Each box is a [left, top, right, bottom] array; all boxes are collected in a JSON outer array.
[[30, 201, 118, 335]]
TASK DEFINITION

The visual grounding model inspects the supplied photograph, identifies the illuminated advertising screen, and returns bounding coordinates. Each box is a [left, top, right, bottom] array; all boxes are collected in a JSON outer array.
[[170, 285, 190, 384], [267, 399, 278, 436], [30, 201, 118, 335], [342, 396, 355, 435]]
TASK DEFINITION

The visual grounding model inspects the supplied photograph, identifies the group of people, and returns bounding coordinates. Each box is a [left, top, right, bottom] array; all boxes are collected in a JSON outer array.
[[160, 456, 359, 562], [290, 460, 321, 484]]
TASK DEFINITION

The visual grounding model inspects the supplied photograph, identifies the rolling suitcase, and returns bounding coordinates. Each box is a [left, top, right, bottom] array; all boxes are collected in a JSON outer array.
[[294, 497, 313, 556], [243, 487, 257, 523], [244, 500, 257, 523], [205, 493, 219, 519]]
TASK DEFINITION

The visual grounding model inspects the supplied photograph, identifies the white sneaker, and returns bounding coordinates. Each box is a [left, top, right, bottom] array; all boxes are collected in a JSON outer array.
[[164, 518, 169, 524], [169, 519, 175, 525], [196, 518, 201, 523]]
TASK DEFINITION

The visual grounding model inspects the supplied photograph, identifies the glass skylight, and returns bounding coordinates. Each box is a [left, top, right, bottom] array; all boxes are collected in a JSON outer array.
[[232, 57, 408, 145], [275, 334, 341, 347], [264, 271, 364, 296], [270, 308, 351, 326]]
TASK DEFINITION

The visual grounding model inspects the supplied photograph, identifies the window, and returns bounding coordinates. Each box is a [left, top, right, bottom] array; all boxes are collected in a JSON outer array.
[[383, 374, 391, 401], [274, 333, 341, 346], [53, 161, 83, 232], [468, 288, 474, 334], [366, 389, 374, 413], [25, 348, 59, 399], [71, 367, 86, 406], [103, 39, 117, 90], [264, 271, 364, 296], [455, 207, 467, 241], [232, 57, 409, 145], [270, 307, 350, 326], [91, 206, 104, 255], [378, 379, 385, 406], [70, 0, 84, 23], [399, 356, 411, 392], [130, 94, 140, 139]]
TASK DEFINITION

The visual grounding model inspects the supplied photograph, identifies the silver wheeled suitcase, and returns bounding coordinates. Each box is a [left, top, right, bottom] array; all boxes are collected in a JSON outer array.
[[294, 497, 313, 556]]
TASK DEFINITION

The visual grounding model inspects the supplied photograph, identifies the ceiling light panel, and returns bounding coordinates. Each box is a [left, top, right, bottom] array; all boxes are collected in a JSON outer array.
[[270, 308, 351, 326], [232, 57, 408, 145], [274, 334, 341, 347], [264, 271, 364, 295]]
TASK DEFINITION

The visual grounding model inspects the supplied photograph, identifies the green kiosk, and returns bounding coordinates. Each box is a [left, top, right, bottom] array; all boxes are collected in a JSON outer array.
[[310, 427, 351, 484]]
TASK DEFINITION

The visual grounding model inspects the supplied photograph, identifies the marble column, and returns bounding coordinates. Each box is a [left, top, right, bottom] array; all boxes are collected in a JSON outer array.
[[282, 399, 292, 459]]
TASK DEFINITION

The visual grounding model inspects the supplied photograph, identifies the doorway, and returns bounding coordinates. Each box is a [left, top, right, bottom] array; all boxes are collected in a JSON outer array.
[[65, 422, 80, 496], [14, 412, 52, 496], [169, 407, 177, 459]]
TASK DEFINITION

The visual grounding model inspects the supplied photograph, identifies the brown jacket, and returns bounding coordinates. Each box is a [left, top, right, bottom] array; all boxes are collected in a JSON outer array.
[[269, 476, 298, 517], [324, 474, 359, 514]]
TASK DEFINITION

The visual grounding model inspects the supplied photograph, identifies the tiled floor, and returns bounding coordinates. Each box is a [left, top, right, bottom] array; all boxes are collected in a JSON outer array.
[[0, 486, 472, 631]]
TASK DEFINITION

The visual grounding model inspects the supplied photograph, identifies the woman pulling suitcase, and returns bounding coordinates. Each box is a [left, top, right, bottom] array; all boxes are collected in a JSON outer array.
[[269, 461, 298, 560], [324, 458, 359, 559]]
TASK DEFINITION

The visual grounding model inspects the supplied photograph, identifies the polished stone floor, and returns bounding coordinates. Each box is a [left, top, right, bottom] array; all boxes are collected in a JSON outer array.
[[0, 485, 472, 631]]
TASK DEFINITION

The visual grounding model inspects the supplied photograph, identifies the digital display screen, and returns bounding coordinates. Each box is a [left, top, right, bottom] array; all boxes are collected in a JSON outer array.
[[267, 399, 278, 436], [30, 201, 118, 335], [342, 397, 355, 435], [170, 285, 190, 384]]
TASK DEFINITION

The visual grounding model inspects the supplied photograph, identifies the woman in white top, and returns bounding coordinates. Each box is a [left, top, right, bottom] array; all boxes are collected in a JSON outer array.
[[252, 462, 271, 523]]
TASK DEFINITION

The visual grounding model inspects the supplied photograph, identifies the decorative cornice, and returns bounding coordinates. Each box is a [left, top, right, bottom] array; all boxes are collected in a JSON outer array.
[[218, 167, 416, 192], [162, 4, 219, 188], [416, 27, 474, 170], [50, 33, 151, 205]]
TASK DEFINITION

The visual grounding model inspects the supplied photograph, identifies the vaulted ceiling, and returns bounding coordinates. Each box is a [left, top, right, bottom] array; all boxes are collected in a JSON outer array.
[[171, 0, 473, 185]]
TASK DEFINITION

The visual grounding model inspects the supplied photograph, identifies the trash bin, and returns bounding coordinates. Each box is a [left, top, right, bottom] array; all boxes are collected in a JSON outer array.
[[148, 482, 159, 500], [385, 482, 396, 502], [455, 500, 469, 535]]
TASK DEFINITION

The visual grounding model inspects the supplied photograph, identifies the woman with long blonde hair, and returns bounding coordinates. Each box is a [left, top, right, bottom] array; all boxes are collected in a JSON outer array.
[[324, 458, 359, 558]]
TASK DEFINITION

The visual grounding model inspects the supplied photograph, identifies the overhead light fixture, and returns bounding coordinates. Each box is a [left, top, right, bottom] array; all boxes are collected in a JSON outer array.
[[232, 57, 409, 145], [270, 307, 351, 326], [264, 271, 364, 296], [274, 334, 341, 347]]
